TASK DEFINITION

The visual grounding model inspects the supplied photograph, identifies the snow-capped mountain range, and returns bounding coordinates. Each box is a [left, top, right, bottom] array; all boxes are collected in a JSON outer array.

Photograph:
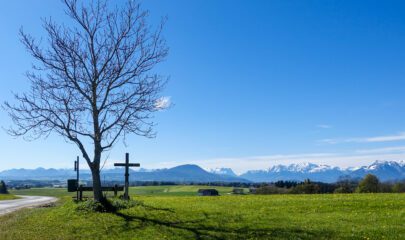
[[1, 161, 404, 183], [238, 160, 405, 183]]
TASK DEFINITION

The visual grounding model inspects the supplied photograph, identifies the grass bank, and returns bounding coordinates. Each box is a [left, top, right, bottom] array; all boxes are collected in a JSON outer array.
[[0, 194, 19, 201], [0, 193, 404, 239]]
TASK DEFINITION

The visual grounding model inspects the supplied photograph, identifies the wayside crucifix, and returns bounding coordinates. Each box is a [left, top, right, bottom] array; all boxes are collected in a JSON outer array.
[[114, 153, 140, 200]]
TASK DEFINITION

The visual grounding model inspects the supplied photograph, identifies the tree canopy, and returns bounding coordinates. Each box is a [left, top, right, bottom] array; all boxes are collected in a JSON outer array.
[[356, 174, 380, 193]]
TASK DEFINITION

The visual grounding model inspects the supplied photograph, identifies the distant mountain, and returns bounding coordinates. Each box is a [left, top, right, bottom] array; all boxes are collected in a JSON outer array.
[[240, 161, 405, 183], [130, 165, 249, 182], [349, 161, 405, 182], [1, 161, 404, 183], [0, 164, 250, 183]]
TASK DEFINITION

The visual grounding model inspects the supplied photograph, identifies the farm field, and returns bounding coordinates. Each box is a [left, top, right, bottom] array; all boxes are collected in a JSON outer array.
[[2, 187, 405, 239]]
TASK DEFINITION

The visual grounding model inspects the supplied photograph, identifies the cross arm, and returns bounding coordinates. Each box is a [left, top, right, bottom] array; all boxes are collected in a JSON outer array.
[[114, 163, 140, 167]]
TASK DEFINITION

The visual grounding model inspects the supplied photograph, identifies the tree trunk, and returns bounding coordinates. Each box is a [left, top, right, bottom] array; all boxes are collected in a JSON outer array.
[[91, 141, 104, 202], [91, 166, 104, 202]]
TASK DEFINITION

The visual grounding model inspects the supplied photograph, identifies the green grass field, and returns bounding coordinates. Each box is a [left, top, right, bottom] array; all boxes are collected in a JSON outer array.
[[2, 187, 405, 239], [10, 185, 241, 198], [0, 194, 19, 201]]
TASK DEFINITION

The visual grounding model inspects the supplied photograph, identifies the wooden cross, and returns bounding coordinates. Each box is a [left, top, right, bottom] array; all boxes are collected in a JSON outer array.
[[114, 153, 140, 200]]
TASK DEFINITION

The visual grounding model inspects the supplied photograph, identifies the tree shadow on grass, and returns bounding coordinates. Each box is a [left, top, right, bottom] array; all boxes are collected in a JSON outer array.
[[113, 204, 334, 240]]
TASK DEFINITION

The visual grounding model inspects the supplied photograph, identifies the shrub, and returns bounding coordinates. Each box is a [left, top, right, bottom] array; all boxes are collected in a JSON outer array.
[[290, 179, 321, 194], [255, 185, 289, 194], [76, 200, 106, 212], [76, 198, 139, 212], [334, 179, 357, 193], [334, 186, 351, 194]]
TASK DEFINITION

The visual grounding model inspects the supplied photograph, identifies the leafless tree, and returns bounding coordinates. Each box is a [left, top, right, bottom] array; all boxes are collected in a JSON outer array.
[[3, 0, 168, 202]]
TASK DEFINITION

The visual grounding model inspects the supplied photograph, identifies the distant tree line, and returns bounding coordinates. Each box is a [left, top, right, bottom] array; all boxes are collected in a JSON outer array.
[[6, 180, 63, 189], [82, 180, 255, 188], [7, 175, 405, 194], [255, 174, 405, 194]]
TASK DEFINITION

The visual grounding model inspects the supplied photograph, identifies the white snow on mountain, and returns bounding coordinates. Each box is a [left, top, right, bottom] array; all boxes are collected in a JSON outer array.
[[238, 160, 405, 183], [209, 168, 237, 177]]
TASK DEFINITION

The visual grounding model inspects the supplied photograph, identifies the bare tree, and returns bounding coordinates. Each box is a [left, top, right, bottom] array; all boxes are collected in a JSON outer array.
[[3, 0, 168, 202]]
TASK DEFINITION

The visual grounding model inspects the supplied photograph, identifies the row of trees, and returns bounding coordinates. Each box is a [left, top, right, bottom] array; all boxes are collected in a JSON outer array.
[[355, 174, 405, 193], [255, 174, 405, 194]]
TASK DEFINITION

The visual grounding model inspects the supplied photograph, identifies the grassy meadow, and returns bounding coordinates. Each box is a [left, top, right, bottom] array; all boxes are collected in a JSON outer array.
[[9, 185, 242, 198], [1, 186, 404, 239]]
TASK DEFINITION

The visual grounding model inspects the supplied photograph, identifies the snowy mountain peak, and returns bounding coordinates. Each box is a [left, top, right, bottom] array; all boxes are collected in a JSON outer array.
[[267, 162, 334, 173], [366, 160, 403, 171], [267, 165, 287, 172], [210, 168, 237, 177], [287, 162, 319, 172]]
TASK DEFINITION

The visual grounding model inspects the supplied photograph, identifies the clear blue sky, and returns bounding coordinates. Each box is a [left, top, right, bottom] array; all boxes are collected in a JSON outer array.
[[1, 0, 405, 173]]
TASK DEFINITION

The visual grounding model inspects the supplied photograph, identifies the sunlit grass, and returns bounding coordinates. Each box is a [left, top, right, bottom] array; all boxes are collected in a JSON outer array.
[[0, 194, 19, 201], [0, 192, 404, 239], [10, 185, 242, 198]]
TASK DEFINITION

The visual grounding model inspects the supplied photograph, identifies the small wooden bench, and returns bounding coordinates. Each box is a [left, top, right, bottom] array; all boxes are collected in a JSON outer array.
[[73, 185, 124, 201]]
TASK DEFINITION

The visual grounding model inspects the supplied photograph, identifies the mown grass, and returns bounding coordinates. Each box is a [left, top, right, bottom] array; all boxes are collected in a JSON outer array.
[[0, 192, 404, 239], [0, 194, 19, 201], [128, 185, 245, 196]]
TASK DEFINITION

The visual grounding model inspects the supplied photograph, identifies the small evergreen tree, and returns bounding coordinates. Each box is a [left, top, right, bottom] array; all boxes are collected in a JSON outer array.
[[356, 174, 380, 193], [0, 180, 9, 194]]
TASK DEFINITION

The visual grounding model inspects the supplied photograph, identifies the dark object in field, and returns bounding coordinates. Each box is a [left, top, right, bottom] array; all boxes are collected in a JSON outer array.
[[232, 188, 245, 194], [0, 180, 9, 194], [67, 179, 78, 192], [198, 189, 219, 196]]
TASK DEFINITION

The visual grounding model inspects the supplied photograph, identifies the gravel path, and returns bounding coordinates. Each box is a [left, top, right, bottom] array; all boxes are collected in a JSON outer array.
[[0, 195, 57, 216]]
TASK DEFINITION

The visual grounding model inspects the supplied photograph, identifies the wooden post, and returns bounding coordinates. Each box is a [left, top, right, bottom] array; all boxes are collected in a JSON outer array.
[[79, 185, 83, 201], [114, 184, 118, 197], [124, 153, 129, 200], [76, 156, 79, 201]]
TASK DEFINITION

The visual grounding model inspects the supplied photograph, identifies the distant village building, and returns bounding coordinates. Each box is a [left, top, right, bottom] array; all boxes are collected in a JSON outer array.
[[232, 188, 245, 194], [198, 189, 219, 196]]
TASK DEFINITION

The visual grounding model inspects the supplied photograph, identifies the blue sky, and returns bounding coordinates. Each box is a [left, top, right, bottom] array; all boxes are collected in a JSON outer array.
[[1, 0, 405, 173]]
